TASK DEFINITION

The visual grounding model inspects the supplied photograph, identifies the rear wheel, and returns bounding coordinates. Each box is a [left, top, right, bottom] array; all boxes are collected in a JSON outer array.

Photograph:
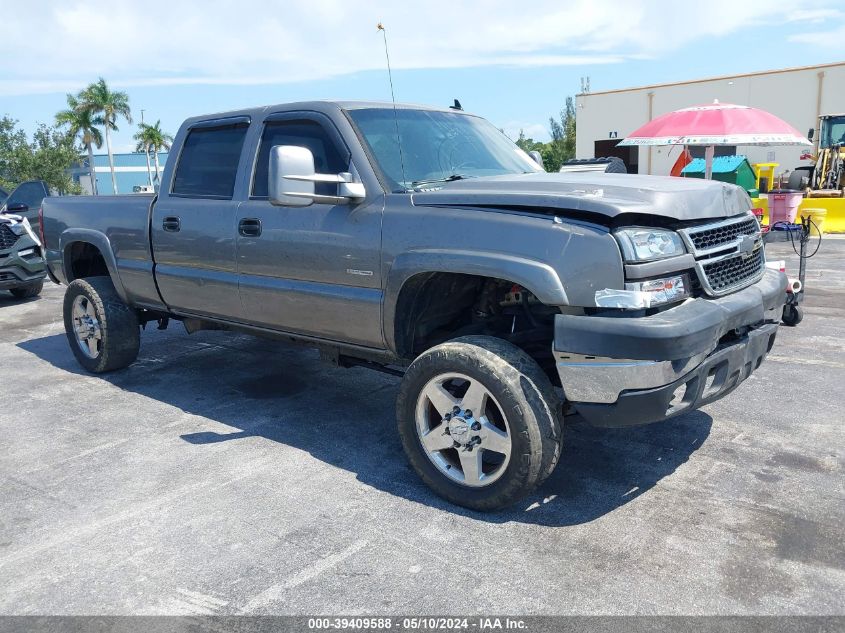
[[9, 280, 43, 299], [63, 276, 140, 373], [397, 335, 562, 511]]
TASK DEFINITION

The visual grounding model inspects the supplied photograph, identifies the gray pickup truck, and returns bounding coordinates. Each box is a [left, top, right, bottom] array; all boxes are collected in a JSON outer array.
[[42, 101, 787, 510]]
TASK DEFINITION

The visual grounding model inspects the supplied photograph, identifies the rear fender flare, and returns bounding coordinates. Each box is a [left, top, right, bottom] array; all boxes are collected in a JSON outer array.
[[59, 229, 129, 303]]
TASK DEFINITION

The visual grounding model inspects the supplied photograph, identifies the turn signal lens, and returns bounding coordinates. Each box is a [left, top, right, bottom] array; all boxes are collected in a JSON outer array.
[[625, 274, 691, 307]]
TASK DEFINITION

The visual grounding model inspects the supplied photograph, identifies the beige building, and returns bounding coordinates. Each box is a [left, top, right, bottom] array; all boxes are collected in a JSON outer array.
[[575, 61, 845, 178]]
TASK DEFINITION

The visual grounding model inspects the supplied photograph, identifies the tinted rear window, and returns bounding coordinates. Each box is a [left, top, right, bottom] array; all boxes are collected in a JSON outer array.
[[172, 124, 248, 198]]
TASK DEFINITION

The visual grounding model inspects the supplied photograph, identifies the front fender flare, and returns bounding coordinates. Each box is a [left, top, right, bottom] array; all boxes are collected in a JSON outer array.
[[383, 248, 568, 355]]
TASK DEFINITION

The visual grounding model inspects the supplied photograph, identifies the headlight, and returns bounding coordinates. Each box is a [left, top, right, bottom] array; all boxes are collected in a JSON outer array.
[[615, 228, 685, 262], [7, 222, 27, 236], [625, 274, 690, 306], [595, 274, 691, 309]]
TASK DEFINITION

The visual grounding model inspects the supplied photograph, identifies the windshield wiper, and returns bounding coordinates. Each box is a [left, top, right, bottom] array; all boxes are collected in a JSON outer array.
[[411, 174, 474, 188]]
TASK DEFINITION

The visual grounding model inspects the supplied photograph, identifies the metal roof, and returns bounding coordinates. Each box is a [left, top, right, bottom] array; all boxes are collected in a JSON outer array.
[[578, 61, 845, 97]]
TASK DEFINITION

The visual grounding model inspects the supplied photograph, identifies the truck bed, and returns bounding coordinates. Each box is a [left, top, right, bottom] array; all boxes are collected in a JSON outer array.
[[41, 194, 162, 308]]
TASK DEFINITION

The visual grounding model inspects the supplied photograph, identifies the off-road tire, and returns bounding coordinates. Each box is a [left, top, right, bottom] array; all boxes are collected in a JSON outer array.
[[397, 335, 562, 511], [63, 276, 140, 373], [9, 280, 43, 299]]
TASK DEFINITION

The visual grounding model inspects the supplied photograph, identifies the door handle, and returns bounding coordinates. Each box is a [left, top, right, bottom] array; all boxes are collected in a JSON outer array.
[[162, 216, 181, 232], [238, 218, 262, 237]]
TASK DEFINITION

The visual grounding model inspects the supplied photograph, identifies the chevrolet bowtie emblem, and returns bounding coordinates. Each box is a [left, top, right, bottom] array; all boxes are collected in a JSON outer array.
[[738, 235, 757, 257]]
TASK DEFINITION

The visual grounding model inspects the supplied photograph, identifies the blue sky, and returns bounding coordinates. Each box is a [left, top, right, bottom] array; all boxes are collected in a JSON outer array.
[[2, 1, 843, 152]]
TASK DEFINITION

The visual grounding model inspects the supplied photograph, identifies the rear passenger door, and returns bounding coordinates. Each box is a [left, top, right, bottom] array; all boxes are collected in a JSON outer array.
[[151, 117, 249, 319]]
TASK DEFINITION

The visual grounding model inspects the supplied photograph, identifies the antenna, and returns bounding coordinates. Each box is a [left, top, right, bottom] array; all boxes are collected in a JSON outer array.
[[580, 76, 591, 94], [377, 22, 408, 190]]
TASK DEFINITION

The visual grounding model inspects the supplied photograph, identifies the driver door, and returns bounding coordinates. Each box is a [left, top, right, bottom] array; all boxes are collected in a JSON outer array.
[[236, 112, 384, 347]]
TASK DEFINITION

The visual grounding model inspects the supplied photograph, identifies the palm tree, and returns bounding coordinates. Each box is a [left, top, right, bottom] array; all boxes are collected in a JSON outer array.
[[55, 94, 103, 195], [144, 120, 173, 187], [133, 125, 155, 188], [79, 78, 131, 194]]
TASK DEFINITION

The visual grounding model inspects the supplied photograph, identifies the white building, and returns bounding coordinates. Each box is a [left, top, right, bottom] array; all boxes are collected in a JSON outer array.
[[575, 61, 845, 178]]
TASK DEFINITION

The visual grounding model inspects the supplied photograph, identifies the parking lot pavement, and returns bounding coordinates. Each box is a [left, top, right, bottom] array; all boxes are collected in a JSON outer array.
[[1, 238, 843, 617]]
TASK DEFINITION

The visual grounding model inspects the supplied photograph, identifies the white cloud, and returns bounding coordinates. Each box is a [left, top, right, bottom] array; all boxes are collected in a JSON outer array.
[[782, 8, 843, 23], [788, 23, 845, 48], [2, 0, 843, 96]]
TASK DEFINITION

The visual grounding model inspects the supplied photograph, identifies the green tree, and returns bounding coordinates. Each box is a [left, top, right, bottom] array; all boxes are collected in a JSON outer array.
[[79, 78, 131, 194], [134, 120, 173, 188], [0, 117, 81, 194], [514, 129, 545, 154], [55, 93, 103, 194], [144, 120, 173, 185], [0, 117, 29, 191], [543, 96, 577, 172], [133, 125, 155, 188]]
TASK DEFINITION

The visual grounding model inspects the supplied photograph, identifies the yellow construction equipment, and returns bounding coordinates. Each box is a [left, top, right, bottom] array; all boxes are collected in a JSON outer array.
[[790, 113, 845, 195]]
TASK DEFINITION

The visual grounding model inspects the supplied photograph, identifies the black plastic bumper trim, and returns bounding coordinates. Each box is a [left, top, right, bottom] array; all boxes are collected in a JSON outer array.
[[573, 322, 778, 427], [554, 268, 786, 361], [0, 265, 47, 289]]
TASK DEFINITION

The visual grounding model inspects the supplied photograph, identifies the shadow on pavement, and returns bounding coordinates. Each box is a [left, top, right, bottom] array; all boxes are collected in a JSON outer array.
[[0, 292, 42, 307], [19, 331, 712, 527]]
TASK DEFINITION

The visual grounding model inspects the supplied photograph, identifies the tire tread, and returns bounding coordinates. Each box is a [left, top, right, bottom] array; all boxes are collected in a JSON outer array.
[[396, 335, 562, 511], [63, 276, 140, 373], [9, 280, 44, 299]]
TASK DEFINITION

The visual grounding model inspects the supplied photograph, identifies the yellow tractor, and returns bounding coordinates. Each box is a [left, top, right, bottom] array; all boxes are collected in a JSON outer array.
[[790, 113, 845, 195]]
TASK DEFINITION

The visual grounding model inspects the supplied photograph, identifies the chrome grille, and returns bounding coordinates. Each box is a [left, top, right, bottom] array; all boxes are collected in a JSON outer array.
[[699, 245, 765, 295], [0, 224, 19, 250], [680, 214, 765, 297], [686, 216, 759, 253]]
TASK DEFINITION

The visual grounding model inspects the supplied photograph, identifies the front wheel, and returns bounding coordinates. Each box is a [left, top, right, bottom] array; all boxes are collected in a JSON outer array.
[[63, 276, 140, 373], [396, 335, 562, 511]]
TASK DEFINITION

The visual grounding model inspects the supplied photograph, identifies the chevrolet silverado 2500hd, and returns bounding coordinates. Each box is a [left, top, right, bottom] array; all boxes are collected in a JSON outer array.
[[42, 101, 787, 510]]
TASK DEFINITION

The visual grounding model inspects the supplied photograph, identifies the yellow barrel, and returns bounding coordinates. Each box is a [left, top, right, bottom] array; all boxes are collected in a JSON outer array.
[[801, 208, 827, 235]]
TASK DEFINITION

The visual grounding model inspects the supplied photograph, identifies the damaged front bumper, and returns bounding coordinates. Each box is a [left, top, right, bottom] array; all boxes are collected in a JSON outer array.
[[0, 239, 46, 290], [554, 268, 787, 427]]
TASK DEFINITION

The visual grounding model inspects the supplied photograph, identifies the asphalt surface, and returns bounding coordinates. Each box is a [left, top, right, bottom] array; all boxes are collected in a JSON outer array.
[[1, 238, 843, 616]]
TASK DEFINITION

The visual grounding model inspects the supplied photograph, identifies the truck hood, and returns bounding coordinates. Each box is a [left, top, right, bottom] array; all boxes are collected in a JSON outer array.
[[410, 172, 752, 223]]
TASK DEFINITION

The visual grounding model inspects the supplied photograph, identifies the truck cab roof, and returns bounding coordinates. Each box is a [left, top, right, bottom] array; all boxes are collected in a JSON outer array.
[[181, 100, 469, 128]]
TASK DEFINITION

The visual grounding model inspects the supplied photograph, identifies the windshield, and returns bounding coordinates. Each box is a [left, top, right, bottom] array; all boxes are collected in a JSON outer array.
[[819, 116, 845, 149], [347, 108, 541, 192]]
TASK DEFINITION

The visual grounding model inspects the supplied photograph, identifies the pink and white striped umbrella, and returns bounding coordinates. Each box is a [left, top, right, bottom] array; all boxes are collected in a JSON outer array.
[[618, 100, 810, 179], [618, 101, 811, 147]]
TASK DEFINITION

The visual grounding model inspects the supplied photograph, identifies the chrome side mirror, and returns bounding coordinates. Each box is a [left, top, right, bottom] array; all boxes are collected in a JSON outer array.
[[269, 145, 365, 207], [528, 150, 544, 170]]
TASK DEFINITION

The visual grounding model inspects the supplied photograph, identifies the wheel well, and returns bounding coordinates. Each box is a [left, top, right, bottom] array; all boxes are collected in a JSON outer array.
[[393, 272, 559, 381], [67, 242, 109, 281]]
